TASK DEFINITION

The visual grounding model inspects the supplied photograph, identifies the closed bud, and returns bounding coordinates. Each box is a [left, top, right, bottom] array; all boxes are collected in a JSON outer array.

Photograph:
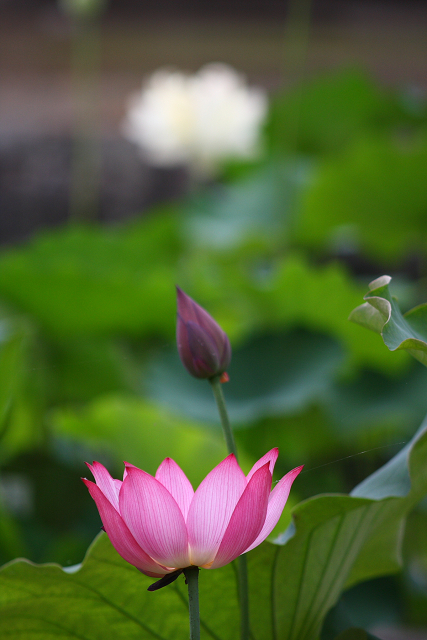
[[176, 286, 231, 380]]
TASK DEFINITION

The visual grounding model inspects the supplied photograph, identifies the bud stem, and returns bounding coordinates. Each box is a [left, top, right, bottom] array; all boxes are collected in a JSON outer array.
[[183, 566, 200, 640], [209, 375, 249, 640], [209, 376, 238, 461]]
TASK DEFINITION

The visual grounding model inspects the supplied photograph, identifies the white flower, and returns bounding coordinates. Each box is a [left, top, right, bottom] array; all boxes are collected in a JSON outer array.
[[122, 64, 268, 176]]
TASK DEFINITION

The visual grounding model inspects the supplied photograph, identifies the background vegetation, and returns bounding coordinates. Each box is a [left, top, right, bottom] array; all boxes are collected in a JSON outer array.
[[1, 2, 427, 636]]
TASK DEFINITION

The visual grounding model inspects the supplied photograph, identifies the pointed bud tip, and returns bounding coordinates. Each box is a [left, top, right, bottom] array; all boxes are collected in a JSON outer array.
[[175, 286, 232, 380]]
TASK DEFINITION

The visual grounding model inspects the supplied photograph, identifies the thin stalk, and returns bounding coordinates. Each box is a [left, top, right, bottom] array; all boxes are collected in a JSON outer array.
[[183, 566, 200, 640], [69, 16, 102, 223], [209, 375, 249, 640], [209, 376, 238, 460]]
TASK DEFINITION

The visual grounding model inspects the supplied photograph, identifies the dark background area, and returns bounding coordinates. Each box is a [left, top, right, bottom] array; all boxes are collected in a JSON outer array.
[[3, 0, 427, 18], [1, 0, 426, 245]]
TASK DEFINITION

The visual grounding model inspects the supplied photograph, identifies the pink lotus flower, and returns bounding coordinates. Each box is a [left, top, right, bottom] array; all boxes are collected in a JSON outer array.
[[176, 286, 231, 380], [83, 450, 302, 579]]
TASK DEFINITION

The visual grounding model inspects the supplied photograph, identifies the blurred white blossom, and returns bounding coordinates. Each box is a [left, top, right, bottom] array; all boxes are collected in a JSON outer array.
[[122, 64, 268, 176]]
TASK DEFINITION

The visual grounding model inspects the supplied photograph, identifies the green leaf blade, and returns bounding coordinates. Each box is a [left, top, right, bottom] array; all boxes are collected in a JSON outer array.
[[2, 411, 427, 640], [269, 415, 427, 639], [349, 276, 427, 366]]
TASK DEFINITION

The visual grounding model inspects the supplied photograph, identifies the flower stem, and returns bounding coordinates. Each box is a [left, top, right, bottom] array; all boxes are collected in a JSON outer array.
[[183, 566, 200, 640], [209, 376, 250, 640], [209, 376, 238, 460]]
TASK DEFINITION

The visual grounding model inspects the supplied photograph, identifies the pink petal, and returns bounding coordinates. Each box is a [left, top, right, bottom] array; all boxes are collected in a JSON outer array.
[[82, 479, 169, 578], [119, 466, 189, 569], [187, 454, 246, 567], [244, 465, 303, 553], [176, 286, 231, 369], [186, 321, 221, 377], [208, 463, 272, 569], [176, 286, 214, 329], [122, 461, 138, 482], [86, 461, 121, 511], [155, 458, 194, 521], [246, 448, 279, 483]]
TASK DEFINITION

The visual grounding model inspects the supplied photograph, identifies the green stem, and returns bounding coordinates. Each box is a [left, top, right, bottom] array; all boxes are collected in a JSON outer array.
[[183, 566, 200, 640], [209, 376, 238, 460], [209, 376, 249, 640]]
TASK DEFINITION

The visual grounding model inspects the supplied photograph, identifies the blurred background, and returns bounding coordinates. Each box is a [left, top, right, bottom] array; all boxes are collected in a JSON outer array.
[[1, 0, 427, 638]]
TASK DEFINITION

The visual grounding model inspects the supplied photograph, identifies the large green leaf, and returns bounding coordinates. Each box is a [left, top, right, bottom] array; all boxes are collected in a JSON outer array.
[[327, 364, 427, 439], [321, 599, 383, 640], [183, 161, 310, 250], [349, 275, 427, 366], [147, 325, 416, 438], [296, 136, 427, 259], [258, 415, 427, 639], [1, 412, 427, 639], [0, 214, 181, 337], [321, 574, 401, 640], [0, 532, 239, 640], [146, 329, 344, 426]]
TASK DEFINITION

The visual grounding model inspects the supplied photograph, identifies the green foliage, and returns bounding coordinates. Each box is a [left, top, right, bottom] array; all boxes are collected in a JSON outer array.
[[296, 136, 427, 260], [0, 319, 26, 430], [330, 630, 380, 640], [0, 215, 181, 337], [350, 275, 427, 366], [51, 395, 229, 487], [186, 250, 405, 373], [321, 599, 383, 640], [1, 413, 426, 639], [0, 200, 405, 378], [264, 68, 414, 155], [1, 65, 427, 633], [0, 318, 48, 464], [45, 337, 136, 403], [147, 329, 344, 425], [184, 161, 309, 250], [327, 364, 427, 438]]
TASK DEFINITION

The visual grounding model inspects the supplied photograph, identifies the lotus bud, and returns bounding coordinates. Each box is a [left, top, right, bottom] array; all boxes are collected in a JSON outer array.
[[176, 286, 231, 380]]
